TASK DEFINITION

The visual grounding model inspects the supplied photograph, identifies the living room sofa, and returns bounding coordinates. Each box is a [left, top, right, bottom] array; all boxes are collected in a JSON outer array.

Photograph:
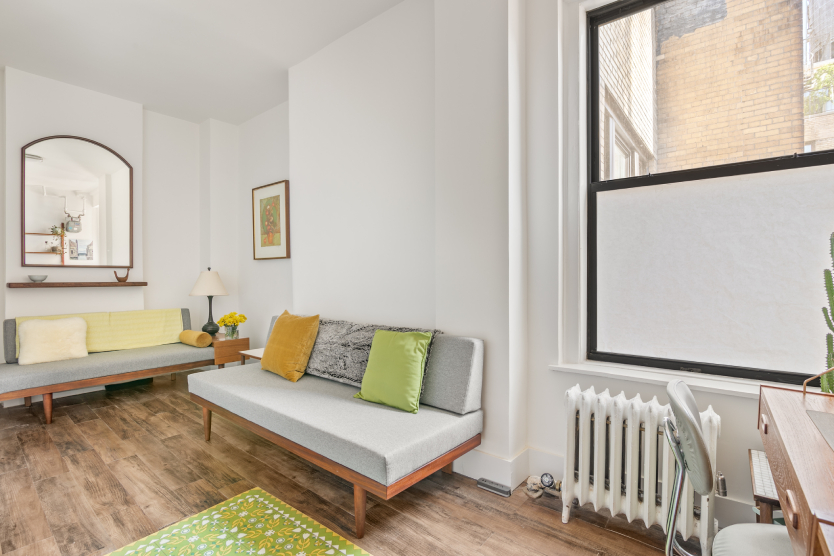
[[0, 308, 215, 422], [188, 315, 484, 539]]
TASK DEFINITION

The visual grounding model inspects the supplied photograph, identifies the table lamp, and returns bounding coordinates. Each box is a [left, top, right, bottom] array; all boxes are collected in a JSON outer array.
[[189, 267, 228, 336]]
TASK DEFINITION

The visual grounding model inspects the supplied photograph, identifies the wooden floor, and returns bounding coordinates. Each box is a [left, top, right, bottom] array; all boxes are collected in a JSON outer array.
[[0, 370, 667, 556]]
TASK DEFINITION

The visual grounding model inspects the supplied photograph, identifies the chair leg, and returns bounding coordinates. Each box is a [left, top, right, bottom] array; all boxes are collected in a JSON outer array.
[[43, 393, 53, 424], [353, 485, 366, 539], [442, 463, 453, 475], [24, 397, 31, 407], [203, 407, 212, 441]]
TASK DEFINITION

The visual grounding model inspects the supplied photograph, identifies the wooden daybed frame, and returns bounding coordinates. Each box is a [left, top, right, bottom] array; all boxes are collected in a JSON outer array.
[[0, 360, 214, 424], [192, 393, 482, 539]]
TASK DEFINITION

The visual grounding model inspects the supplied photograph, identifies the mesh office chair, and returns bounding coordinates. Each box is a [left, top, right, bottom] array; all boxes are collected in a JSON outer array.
[[663, 379, 793, 556]]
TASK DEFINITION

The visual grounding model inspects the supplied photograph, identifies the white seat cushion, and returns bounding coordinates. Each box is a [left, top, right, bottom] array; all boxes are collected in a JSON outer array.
[[18, 317, 88, 366], [713, 523, 793, 556], [188, 364, 483, 486]]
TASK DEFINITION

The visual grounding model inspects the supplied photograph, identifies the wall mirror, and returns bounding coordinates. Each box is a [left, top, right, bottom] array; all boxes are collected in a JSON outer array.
[[22, 136, 133, 268]]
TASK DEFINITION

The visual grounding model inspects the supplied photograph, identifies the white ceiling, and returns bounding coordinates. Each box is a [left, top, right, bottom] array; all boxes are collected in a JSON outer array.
[[0, 0, 404, 124]]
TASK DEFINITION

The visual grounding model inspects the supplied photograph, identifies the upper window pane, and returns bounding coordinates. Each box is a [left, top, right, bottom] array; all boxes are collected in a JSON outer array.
[[597, 0, 834, 180]]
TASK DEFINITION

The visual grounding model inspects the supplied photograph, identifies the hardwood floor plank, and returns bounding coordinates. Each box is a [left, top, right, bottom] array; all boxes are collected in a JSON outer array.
[[119, 403, 180, 439], [120, 433, 201, 491], [160, 434, 244, 490], [477, 532, 594, 556], [176, 430, 307, 503], [17, 427, 68, 482], [140, 398, 175, 415], [45, 416, 93, 458], [3, 537, 63, 556], [108, 455, 188, 529], [34, 473, 110, 556], [377, 476, 492, 551], [64, 450, 137, 517], [0, 406, 42, 431], [75, 419, 136, 463], [0, 428, 27, 475], [61, 404, 99, 425], [0, 467, 53, 553], [97, 505, 156, 551], [218, 479, 255, 499], [175, 479, 227, 514], [91, 406, 145, 440]]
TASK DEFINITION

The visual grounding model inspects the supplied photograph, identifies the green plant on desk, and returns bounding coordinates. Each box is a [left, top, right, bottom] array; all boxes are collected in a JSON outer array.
[[822, 232, 834, 393]]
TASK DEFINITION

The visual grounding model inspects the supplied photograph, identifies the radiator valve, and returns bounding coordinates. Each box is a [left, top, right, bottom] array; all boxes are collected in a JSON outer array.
[[715, 471, 728, 497]]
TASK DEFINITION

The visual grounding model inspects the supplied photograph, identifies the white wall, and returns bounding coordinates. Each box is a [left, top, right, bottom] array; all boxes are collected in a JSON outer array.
[[3, 67, 144, 318], [200, 119, 241, 326], [525, 0, 563, 478], [434, 0, 515, 480], [238, 103, 293, 347], [289, 0, 436, 329], [142, 110, 203, 321]]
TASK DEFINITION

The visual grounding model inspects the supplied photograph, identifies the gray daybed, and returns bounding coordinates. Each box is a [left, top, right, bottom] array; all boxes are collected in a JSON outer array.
[[188, 315, 484, 539], [1, 308, 214, 422]]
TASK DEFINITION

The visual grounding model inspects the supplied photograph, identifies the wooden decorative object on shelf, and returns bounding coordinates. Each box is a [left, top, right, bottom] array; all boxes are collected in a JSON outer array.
[[114, 268, 130, 282]]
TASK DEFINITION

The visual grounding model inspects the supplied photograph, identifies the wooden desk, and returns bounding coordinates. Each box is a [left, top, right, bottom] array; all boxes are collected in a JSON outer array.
[[759, 386, 834, 556]]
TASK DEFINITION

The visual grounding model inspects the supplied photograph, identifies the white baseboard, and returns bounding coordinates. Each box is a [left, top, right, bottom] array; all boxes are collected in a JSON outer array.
[[2, 385, 105, 408], [452, 447, 531, 490]]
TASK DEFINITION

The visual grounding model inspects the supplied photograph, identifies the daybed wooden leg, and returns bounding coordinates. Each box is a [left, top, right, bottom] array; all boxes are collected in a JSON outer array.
[[203, 407, 212, 441], [43, 393, 53, 424], [353, 485, 366, 539], [442, 463, 453, 475], [24, 397, 31, 407], [170, 373, 176, 381]]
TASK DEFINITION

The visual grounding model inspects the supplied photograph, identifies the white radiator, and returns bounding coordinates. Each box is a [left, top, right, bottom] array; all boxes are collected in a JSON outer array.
[[561, 385, 721, 556]]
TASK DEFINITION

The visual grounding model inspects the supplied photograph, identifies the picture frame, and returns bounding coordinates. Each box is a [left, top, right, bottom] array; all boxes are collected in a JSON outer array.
[[252, 180, 290, 260]]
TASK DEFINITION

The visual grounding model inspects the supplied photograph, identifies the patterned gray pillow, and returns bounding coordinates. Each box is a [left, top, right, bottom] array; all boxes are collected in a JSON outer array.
[[305, 318, 441, 388]]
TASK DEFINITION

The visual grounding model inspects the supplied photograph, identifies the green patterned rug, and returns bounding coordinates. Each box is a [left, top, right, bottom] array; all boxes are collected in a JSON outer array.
[[107, 487, 371, 556]]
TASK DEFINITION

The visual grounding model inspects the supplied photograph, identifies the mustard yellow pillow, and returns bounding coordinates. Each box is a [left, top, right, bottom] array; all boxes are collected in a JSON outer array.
[[179, 330, 212, 348], [261, 311, 320, 382]]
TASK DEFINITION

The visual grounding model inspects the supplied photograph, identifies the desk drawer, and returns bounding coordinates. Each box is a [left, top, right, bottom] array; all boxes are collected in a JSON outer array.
[[761, 396, 814, 556]]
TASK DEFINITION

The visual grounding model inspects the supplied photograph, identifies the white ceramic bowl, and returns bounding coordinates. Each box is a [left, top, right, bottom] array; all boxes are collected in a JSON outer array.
[[27, 275, 48, 283]]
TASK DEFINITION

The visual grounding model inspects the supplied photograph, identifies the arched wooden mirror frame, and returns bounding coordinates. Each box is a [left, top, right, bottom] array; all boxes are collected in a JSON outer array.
[[21, 135, 134, 268]]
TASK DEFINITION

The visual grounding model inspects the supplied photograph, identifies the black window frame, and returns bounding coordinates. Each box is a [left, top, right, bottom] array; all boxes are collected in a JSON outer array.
[[586, 0, 834, 386]]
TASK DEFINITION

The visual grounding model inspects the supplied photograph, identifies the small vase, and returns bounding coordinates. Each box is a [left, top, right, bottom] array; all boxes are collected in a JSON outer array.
[[224, 325, 239, 340]]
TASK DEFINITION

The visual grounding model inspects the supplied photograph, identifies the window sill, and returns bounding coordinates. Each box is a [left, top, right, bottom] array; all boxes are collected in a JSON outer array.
[[549, 361, 814, 400]]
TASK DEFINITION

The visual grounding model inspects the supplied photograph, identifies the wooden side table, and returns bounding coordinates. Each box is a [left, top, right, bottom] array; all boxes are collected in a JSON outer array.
[[239, 347, 265, 366], [212, 333, 250, 368]]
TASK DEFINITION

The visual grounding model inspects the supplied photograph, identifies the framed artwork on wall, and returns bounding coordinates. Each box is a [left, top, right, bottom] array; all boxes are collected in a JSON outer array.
[[252, 180, 290, 260]]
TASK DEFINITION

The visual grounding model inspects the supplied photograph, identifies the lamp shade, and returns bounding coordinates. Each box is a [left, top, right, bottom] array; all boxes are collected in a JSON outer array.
[[189, 270, 228, 297]]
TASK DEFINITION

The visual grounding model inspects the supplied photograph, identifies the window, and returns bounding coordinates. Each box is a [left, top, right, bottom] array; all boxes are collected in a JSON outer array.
[[587, 0, 834, 385]]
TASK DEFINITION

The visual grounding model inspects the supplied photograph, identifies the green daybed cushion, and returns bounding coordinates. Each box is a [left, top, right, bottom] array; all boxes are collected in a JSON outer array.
[[0, 343, 214, 395], [188, 364, 483, 486]]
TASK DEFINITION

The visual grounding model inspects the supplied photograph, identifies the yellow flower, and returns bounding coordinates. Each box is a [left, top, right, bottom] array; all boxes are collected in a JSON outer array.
[[218, 312, 246, 327]]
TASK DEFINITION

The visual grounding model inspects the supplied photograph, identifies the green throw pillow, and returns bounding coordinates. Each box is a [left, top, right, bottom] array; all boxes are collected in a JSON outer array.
[[354, 329, 432, 413]]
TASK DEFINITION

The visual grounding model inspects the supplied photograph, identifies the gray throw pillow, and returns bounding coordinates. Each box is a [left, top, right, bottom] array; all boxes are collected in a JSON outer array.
[[305, 318, 441, 388]]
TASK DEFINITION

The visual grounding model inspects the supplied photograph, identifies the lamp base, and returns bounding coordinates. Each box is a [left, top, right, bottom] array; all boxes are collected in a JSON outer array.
[[202, 321, 220, 336]]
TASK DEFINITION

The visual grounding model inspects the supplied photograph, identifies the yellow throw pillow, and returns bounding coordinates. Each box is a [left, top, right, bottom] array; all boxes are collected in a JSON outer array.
[[261, 311, 320, 382], [179, 330, 212, 348]]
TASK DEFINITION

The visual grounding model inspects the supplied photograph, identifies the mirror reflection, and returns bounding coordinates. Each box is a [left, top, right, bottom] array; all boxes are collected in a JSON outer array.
[[23, 137, 132, 267]]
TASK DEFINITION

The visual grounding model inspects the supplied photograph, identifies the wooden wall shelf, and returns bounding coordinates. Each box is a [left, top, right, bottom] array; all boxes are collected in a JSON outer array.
[[7, 282, 148, 288]]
